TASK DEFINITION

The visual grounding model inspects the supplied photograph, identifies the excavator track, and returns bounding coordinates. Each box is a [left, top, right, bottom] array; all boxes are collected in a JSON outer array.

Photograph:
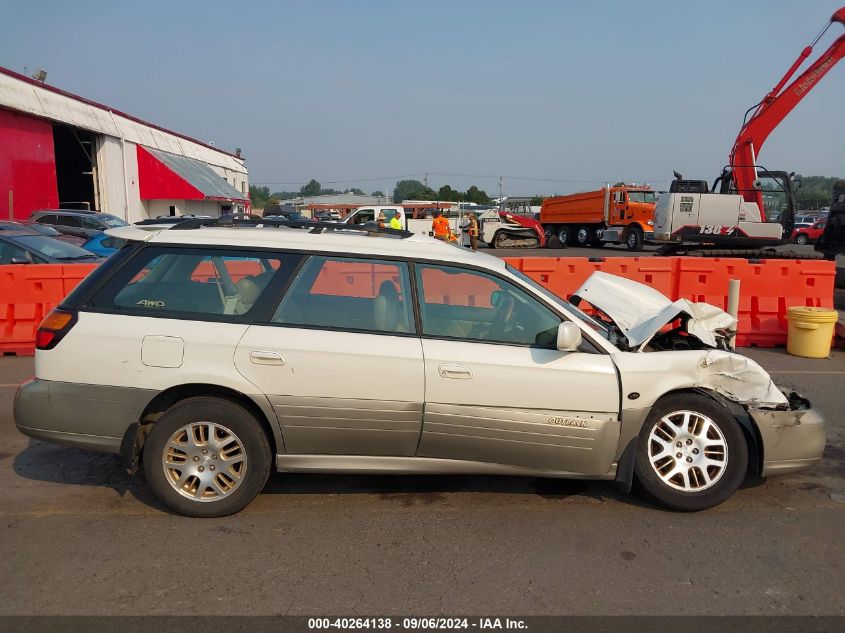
[[656, 245, 825, 260], [493, 236, 540, 249]]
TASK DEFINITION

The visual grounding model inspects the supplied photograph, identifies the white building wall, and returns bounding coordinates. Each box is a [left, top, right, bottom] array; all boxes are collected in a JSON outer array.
[[0, 71, 249, 182], [141, 199, 241, 218]]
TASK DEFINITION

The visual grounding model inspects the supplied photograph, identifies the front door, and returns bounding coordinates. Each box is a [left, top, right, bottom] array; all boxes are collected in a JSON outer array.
[[235, 255, 424, 456], [413, 263, 621, 475]]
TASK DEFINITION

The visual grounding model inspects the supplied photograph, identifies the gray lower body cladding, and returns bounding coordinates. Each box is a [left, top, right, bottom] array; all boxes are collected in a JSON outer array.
[[15, 379, 156, 454]]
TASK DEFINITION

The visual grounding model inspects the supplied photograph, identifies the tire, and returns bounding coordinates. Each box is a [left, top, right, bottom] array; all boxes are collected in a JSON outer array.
[[796, 234, 809, 245], [142, 396, 272, 517], [633, 393, 748, 511], [493, 231, 507, 248], [557, 226, 571, 246], [625, 225, 644, 251], [546, 235, 566, 249], [575, 226, 591, 246]]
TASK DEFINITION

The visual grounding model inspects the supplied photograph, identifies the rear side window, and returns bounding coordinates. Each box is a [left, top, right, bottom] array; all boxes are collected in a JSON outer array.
[[273, 256, 414, 334], [55, 215, 81, 227], [86, 247, 298, 320]]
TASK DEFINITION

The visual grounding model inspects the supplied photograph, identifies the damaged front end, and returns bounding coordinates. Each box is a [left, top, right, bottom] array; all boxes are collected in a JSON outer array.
[[570, 271, 736, 352], [575, 272, 827, 477]]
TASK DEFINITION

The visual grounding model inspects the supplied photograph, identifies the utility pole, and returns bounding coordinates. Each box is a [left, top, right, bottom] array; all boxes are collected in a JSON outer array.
[[498, 176, 503, 209], [424, 172, 429, 188]]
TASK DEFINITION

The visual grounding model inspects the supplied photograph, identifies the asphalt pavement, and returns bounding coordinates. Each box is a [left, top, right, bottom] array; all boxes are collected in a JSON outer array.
[[1, 348, 843, 616]]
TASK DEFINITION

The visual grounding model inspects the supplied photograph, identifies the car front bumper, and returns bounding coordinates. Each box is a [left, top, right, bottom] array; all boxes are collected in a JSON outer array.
[[750, 405, 826, 477]]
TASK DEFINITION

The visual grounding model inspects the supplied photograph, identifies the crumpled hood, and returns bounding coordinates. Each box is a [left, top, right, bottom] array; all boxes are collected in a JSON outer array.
[[572, 271, 736, 348]]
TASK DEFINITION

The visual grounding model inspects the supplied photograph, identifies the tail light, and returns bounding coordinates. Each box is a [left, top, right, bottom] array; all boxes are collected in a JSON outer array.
[[35, 309, 78, 350]]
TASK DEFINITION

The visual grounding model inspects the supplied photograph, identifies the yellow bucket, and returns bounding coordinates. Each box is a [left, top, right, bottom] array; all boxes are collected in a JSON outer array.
[[786, 306, 838, 358]]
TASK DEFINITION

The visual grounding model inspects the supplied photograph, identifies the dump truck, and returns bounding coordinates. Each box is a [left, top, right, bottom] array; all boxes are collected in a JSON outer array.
[[539, 185, 656, 251]]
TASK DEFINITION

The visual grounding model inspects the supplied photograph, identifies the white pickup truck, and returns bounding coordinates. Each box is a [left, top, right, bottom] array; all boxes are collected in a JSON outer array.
[[343, 206, 464, 239]]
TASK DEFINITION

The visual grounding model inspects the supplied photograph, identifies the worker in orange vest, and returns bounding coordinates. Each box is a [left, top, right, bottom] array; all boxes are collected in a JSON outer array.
[[432, 211, 450, 241]]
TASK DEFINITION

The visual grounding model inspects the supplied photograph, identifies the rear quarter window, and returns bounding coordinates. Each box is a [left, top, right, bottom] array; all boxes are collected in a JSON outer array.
[[84, 246, 301, 321]]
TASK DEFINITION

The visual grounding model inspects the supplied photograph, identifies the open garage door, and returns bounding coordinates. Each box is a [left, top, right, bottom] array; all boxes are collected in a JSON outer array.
[[52, 124, 99, 211]]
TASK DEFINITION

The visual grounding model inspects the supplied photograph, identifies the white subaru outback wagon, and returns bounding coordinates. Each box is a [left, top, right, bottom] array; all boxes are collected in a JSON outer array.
[[14, 218, 825, 517]]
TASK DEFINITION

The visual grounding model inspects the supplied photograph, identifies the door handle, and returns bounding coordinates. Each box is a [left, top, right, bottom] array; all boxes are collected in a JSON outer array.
[[438, 364, 473, 379], [249, 350, 285, 365]]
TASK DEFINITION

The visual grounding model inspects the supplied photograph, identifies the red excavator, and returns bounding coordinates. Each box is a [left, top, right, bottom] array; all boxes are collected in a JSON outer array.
[[654, 6, 845, 257]]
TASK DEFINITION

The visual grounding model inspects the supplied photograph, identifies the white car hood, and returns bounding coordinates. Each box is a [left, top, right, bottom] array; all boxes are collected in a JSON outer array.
[[572, 271, 736, 349]]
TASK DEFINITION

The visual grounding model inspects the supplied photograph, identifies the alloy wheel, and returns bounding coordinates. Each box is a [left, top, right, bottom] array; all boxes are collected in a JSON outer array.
[[647, 410, 728, 492], [161, 422, 248, 501]]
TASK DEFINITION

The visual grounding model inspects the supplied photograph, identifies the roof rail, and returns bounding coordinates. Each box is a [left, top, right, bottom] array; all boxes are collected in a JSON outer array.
[[170, 216, 415, 238]]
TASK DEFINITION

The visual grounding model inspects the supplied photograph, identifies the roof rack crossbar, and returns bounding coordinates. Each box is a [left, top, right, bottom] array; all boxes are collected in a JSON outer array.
[[170, 217, 415, 238]]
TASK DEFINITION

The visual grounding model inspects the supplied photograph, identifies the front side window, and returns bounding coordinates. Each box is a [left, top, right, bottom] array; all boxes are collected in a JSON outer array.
[[415, 264, 561, 347], [82, 216, 103, 230], [0, 241, 39, 264], [88, 248, 289, 318], [628, 191, 656, 204], [273, 256, 414, 334]]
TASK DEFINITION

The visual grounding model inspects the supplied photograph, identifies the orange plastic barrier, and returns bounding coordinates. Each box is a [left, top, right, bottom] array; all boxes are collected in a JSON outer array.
[[0, 264, 99, 356], [506, 257, 835, 348], [1, 257, 835, 354]]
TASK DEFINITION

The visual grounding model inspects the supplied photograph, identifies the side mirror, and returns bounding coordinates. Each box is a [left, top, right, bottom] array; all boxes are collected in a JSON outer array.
[[10, 256, 30, 264], [556, 322, 582, 352]]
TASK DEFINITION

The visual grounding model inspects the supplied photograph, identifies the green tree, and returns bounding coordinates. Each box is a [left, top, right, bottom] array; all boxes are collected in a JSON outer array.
[[796, 175, 842, 210], [437, 185, 463, 202], [393, 179, 436, 203], [464, 185, 491, 205], [300, 179, 322, 197], [345, 187, 365, 195], [371, 190, 384, 197], [249, 185, 271, 207], [530, 196, 544, 206]]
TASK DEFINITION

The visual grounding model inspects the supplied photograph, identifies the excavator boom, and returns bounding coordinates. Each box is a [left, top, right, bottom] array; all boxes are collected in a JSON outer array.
[[731, 8, 845, 211]]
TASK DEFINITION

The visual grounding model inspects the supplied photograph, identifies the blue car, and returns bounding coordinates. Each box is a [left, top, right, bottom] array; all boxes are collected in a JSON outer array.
[[82, 232, 128, 257]]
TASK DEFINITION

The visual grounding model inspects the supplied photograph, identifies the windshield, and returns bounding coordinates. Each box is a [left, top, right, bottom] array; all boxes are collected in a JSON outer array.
[[627, 191, 656, 204], [101, 215, 129, 228], [16, 236, 100, 260], [505, 264, 611, 339]]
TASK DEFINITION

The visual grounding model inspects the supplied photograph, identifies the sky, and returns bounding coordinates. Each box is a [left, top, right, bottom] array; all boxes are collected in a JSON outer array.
[[1, 0, 843, 196]]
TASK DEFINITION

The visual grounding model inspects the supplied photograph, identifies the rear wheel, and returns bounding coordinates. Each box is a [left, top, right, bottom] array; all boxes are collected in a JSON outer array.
[[142, 396, 272, 517], [634, 393, 747, 511], [557, 226, 571, 246], [625, 225, 644, 251], [795, 234, 809, 245], [493, 231, 508, 248], [575, 226, 591, 246]]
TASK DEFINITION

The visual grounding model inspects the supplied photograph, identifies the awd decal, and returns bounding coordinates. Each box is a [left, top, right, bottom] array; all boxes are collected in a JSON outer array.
[[136, 299, 166, 308]]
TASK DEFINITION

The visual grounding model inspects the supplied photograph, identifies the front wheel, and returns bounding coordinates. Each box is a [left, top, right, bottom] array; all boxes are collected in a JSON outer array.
[[795, 234, 809, 245], [142, 396, 272, 517], [625, 225, 644, 251], [633, 393, 748, 511]]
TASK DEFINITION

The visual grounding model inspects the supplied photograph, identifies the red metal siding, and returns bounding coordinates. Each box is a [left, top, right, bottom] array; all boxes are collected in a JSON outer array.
[[0, 108, 59, 220], [136, 145, 205, 200]]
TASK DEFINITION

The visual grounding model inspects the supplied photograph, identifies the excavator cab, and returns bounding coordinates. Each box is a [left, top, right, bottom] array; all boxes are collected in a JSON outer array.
[[715, 167, 798, 232]]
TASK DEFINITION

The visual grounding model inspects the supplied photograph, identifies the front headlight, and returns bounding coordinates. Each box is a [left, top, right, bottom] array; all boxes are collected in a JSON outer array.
[[647, 220, 654, 226]]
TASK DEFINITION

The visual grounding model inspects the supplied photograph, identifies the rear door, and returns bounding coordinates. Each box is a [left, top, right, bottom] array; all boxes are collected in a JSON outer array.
[[413, 263, 621, 475], [234, 255, 425, 456]]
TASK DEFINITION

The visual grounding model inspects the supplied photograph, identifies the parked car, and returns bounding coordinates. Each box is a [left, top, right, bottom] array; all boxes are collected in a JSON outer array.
[[29, 209, 128, 239], [792, 220, 827, 244], [0, 228, 102, 264], [14, 220, 824, 517], [134, 215, 212, 230], [264, 211, 311, 222], [0, 220, 86, 245], [81, 232, 128, 257]]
